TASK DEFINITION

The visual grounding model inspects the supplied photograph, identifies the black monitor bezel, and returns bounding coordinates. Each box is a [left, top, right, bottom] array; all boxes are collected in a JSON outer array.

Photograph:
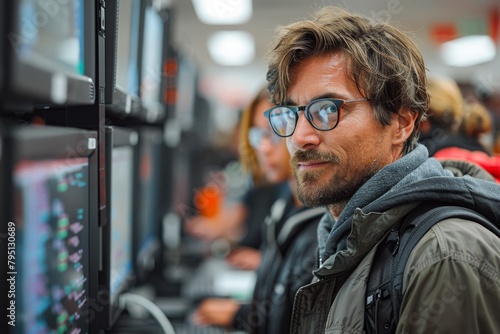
[[0, 123, 99, 333], [0, 1, 96, 110], [99, 125, 137, 330]]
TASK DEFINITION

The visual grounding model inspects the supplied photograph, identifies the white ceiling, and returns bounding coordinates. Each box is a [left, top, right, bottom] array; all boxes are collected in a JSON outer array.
[[169, 0, 500, 131]]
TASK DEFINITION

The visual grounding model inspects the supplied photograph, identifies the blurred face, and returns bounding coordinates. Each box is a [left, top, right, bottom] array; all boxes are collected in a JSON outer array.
[[251, 98, 292, 183], [286, 52, 405, 213]]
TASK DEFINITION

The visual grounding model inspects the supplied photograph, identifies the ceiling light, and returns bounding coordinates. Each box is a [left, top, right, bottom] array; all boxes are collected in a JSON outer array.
[[207, 31, 255, 66], [191, 0, 252, 25], [440, 35, 497, 67]]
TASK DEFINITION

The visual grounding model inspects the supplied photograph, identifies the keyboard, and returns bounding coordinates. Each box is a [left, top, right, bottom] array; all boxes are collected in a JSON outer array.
[[181, 258, 256, 302]]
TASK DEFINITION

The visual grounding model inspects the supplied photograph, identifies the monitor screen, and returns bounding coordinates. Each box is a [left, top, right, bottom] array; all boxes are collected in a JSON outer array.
[[134, 128, 162, 282], [140, 5, 164, 107], [99, 126, 136, 330], [109, 146, 134, 304], [2, 0, 95, 106], [13, 158, 90, 333], [104, 0, 141, 115], [174, 54, 198, 131], [115, 0, 141, 98], [17, 0, 85, 76]]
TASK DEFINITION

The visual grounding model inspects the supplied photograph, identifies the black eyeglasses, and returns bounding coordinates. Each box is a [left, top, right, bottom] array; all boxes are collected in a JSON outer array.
[[263, 98, 368, 137]]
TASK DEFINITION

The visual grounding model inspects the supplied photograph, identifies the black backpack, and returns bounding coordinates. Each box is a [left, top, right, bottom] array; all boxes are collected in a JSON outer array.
[[364, 202, 500, 333]]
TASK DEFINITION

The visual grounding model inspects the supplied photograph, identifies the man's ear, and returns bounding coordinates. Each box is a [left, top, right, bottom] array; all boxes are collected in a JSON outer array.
[[393, 108, 418, 145]]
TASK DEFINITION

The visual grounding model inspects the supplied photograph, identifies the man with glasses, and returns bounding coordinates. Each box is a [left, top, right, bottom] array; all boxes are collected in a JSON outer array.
[[264, 6, 500, 334]]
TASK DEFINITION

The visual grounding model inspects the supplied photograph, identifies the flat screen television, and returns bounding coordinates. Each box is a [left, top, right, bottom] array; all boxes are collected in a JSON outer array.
[[0, 124, 99, 333], [139, 0, 166, 123], [105, 0, 142, 116], [132, 126, 163, 284], [99, 126, 137, 329], [0, 0, 96, 109]]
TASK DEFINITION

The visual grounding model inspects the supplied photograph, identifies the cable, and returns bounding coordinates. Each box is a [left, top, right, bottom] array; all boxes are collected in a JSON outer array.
[[119, 292, 176, 334]]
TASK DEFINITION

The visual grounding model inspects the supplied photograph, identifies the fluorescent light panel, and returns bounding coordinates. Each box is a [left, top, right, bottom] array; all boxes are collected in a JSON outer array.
[[207, 31, 255, 66], [191, 0, 252, 25], [440, 35, 497, 67]]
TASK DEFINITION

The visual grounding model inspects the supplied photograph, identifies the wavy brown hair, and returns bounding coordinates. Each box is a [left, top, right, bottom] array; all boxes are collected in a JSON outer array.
[[266, 6, 429, 155], [238, 87, 272, 186]]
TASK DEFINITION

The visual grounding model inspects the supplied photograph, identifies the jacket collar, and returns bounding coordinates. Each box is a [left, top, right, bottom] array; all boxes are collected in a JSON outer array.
[[314, 203, 418, 277]]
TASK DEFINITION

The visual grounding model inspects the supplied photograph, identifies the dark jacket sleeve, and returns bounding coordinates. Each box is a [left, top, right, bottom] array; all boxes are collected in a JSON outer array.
[[232, 303, 252, 331]]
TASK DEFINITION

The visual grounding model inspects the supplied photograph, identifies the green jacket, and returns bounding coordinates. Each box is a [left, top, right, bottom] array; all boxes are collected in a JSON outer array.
[[291, 204, 500, 333], [290, 147, 500, 333]]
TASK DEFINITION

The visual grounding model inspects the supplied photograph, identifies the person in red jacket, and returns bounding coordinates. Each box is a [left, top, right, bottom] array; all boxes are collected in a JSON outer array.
[[419, 76, 500, 182]]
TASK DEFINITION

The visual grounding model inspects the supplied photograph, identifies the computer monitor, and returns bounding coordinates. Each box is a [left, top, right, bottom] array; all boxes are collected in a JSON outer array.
[[105, 0, 142, 116], [139, 0, 166, 123], [0, 124, 99, 333], [99, 126, 137, 329], [132, 127, 163, 284], [0, 0, 96, 109], [174, 52, 198, 131]]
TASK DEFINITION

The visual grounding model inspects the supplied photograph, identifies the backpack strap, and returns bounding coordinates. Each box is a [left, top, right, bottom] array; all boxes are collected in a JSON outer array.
[[365, 203, 499, 334]]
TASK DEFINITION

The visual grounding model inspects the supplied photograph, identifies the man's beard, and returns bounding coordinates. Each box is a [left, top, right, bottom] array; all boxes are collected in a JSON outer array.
[[291, 149, 380, 208]]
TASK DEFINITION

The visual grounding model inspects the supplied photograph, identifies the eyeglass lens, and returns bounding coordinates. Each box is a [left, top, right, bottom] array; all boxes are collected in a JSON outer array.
[[248, 127, 282, 148], [269, 99, 340, 136]]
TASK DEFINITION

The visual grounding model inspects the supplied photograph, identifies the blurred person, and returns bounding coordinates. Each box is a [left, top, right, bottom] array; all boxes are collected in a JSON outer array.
[[191, 88, 326, 334], [419, 76, 499, 181], [461, 99, 494, 151], [433, 100, 500, 182], [264, 6, 500, 333], [418, 76, 483, 155], [185, 88, 290, 270]]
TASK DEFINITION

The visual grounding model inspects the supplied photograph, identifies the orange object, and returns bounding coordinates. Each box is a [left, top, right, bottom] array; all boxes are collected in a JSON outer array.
[[193, 185, 222, 218], [430, 23, 458, 44]]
